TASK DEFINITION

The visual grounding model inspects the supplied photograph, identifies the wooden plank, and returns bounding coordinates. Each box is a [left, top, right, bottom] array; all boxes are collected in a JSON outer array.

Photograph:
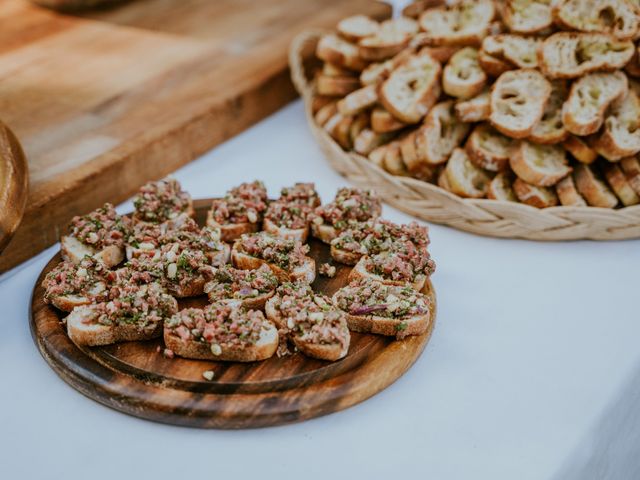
[[0, 0, 391, 272], [30, 199, 436, 428]]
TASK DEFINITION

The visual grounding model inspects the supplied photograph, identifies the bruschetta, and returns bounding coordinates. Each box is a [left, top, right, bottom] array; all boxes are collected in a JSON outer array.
[[263, 201, 313, 242], [265, 284, 350, 361], [61, 203, 129, 268], [164, 302, 278, 362], [332, 278, 432, 339], [206, 181, 269, 242], [231, 232, 316, 284], [310, 187, 382, 243], [132, 177, 194, 224], [42, 256, 111, 312], [66, 282, 178, 347], [278, 182, 321, 208], [204, 264, 278, 310], [125, 213, 196, 260]]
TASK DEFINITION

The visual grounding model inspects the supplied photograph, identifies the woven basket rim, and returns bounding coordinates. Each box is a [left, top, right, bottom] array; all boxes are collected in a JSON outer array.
[[288, 30, 640, 241]]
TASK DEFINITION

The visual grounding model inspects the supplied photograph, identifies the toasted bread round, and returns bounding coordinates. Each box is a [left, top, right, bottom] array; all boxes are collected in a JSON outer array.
[[368, 144, 390, 168], [66, 305, 165, 347], [489, 68, 551, 139], [418, 0, 496, 47], [562, 71, 628, 136], [573, 163, 619, 208], [349, 112, 370, 145], [164, 321, 278, 362], [619, 156, 640, 195], [482, 34, 540, 69], [478, 50, 512, 77], [49, 293, 94, 313], [206, 212, 259, 242], [539, 32, 635, 79], [590, 90, 640, 161], [349, 256, 427, 292], [314, 102, 338, 127], [262, 217, 309, 243], [358, 27, 411, 61], [415, 101, 471, 165], [310, 222, 341, 244], [555, 175, 588, 206], [487, 172, 518, 201], [316, 33, 368, 71], [371, 107, 408, 133], [443, 47, 487, 99], [512, 178, 559, 208], [316, 74, 361, 96], [529, 81, 569, 145], [399, 131, 420, 172], [602, 162, 640, 206], [354, 128, 394, 155], [465, 123, 515, 171], [444, 148, 492, 198], [337, 15, 380, 42], [337, 85, 378, 116], [503, 0, 553, 34], [379, 53, 442, 123], [454, 90, 491, 122], [382, 141, 410, 176], [553, 0, 639, 40], [563, 135, 598, 164], [311, 96, 337, 116], [60, 236, 124, 268], [510, 141, 571, 187], [437, 167, 453, 191]]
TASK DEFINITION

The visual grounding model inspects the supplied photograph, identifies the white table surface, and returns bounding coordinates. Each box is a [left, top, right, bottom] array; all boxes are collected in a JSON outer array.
[[1, 100, 639, 480]]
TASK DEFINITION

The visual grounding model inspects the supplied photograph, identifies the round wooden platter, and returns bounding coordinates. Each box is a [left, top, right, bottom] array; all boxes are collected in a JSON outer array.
[[0, 121, 29, 255], [30, 199, 437, 429]]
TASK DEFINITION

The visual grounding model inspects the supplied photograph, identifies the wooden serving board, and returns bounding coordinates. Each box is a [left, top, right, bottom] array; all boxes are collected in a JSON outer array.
[[0, 0, 391, 272], [30, 199, 436, 428]]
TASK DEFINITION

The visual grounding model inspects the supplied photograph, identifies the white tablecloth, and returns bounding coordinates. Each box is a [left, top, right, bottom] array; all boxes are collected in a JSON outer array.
[[1, 101, 639, 480]]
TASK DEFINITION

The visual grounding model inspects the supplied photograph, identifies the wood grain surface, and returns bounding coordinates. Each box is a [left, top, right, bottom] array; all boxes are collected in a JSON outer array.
[[0, 0, 391, 272], [0, 121, 29, 255], [30, 199, 436, 428]]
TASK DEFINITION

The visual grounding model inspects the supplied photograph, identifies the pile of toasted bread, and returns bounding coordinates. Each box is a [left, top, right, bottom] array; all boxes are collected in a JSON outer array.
[[311, 0, 640, 208]]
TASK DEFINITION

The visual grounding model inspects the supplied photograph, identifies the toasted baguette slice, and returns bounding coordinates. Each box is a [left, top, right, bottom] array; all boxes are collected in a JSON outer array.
[[359, 49, 413, 86], [206, 213, 259, 243], [337, 15, 380, 42], [556, 175, 588, 206], [454, 90, 491, 122], [402, 0, 446, 19], [539, 33, 635, 79], [602, 162, 640, 205], [490, 69, 551, 139], [164, 306, 278, 362], [263, 217, 309, 243], [231, 249, 315, 284], [418, 45, 460, 63], [437, 167, 453, 190], [379, 53, 442, 123], [563, 135, 598, 164], [337, 85, 378, 116], [415, 101, 471, 165], [332, 279, 432, 339], [322, 62, 357, 77], [443, 47, 487, 99], [349, 112, 370, 144], [503, 0, 553, 34], [316, 33, 368, 71], [529, 81, 569, 144], [399, 131, 420, 172], [358, 20, 413, 61], [487, 172, 518, 201], [465, 123, 515, 171], [371, 107, 408, 132], [553, 0, 639, 40], [311, 95, 335, 115], [66, 306, 163, 347], [510, 141, 571, 186], [314, 102, 338, 127], [563, 71, 628, 136], [354, 128, 395, 155], [61, 236, 124, 268], [316, 74, 360, 96], [444, 148, 492, 198], [591, 90, 640, 161], [478, 50, 513, 77], [513, 178, 559, 207], [330, 114, 355, 150], [481, 35, 540, 69], [349, 255, 427, 292], [573, 164, 619, 207], [619, 156, 640, 195], [418, 0, 496, 47], [382, 141, 410, 176]]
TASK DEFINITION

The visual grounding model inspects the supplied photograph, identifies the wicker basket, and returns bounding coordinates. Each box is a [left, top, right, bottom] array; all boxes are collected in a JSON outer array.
[[289, 30, 640, 241]]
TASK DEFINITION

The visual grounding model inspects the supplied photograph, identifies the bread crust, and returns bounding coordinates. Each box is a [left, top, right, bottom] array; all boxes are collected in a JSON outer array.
[[510, 141, 572, 187], [465, 123, 514, 171], [563, 135, 598, 164], [619, 156, 640, 195], [316, 74, 361, 96], [512, 178, 559, 208], [561, 71, 628, 136], [444, 147, 491, 198], [337, 85, 378, 116], [603, 162, 640, 205], [573, 163, 619, 208], [60, 235, 124, 268], [454, 90, 491, 122], [415, 101, 471, 165], [206, 212, 259, 242], [590, 90, 640, 161], [487, 172, 518, 201], [478, 50, 512, 77], [489, 68, 551, 139], [371, 107, 408, 132], [556, 175, 588, 206], [443, 47, 487, 99], [316, 33, 368, 71]]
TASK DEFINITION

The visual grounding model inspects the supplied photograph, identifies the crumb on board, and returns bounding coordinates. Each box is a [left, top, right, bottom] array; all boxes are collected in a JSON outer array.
[[319, 262, 336, 278], [202, 370, 215, 381]]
